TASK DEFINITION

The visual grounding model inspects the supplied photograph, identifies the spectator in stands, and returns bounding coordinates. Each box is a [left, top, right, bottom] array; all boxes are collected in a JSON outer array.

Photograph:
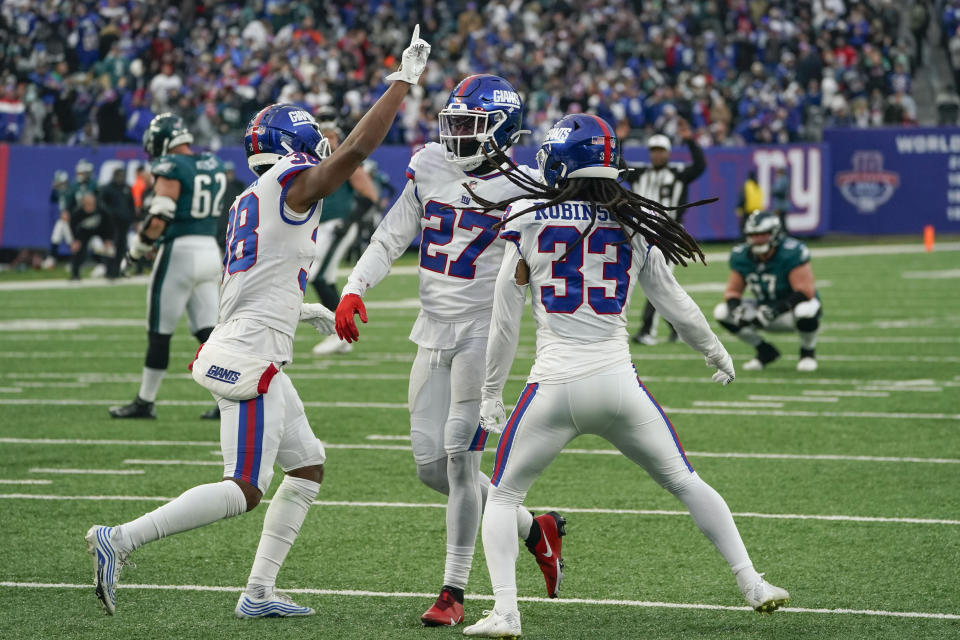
[[911, 1, 931, 67], [99, 168, 135, 278], [1, 0, 924, 147]]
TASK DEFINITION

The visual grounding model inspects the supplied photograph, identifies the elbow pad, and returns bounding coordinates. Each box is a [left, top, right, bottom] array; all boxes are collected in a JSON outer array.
[[148, 195, 177, 222]]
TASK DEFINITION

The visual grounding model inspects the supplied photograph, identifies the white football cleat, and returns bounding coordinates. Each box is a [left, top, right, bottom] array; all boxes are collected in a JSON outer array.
[[235, 589, 316, 618], [311, 333, 353, 355], [463, 609, 522, 638], [796, 357, 818, 372], [84, 525, 131, 615], [741, 576, 790, 613], [742, 358, 765, 371]]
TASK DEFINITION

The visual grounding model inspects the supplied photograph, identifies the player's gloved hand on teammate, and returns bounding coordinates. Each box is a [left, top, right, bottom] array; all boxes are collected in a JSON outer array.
[[479, 395, 507, 434], [754, 305, 777, 328], [705, 347, 736, 386], [300, 303, 336, 335], [335, 293, 367, 343], [385, 24, 431, 85]]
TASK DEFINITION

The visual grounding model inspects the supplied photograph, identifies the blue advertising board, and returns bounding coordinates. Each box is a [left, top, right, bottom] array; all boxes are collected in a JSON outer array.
[[0, 140, 830, 248], [825, 127, 960, 234]]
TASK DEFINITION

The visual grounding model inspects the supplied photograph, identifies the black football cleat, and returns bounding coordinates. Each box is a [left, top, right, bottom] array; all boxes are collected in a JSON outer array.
[[200, 406, 220, 420], [108, 396, 156, 419]]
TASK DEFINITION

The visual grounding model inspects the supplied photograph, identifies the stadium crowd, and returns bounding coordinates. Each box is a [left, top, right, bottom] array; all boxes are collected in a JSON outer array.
[[0, 0, 919, 150]]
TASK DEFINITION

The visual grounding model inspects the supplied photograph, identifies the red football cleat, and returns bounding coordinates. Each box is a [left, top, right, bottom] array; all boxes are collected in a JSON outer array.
[[527, 511, 566, 598], [420, 588, 465, 627]]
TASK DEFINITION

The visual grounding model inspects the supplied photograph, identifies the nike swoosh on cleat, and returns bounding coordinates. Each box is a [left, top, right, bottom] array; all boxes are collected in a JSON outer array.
[[541, 539, 553, 558]]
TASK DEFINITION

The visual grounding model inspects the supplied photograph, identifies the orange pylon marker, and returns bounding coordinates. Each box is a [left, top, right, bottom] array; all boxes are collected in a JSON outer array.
[[923, 225, 935, 252]]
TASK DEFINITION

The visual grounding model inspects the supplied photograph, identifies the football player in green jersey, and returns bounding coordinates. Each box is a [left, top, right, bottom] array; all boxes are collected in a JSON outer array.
[[713, 211, 822, 372], [109, 113, 227, 419]]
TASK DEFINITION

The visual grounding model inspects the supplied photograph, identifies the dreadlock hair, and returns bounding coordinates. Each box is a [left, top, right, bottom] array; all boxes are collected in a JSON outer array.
[[465, 143, 713, 267]]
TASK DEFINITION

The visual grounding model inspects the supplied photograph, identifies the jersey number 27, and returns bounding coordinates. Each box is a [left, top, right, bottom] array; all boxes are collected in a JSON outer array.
[[420, 201, 500, 279]]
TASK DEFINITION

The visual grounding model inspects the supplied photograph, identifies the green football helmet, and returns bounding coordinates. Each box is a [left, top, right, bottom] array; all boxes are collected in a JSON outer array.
[[142, 113, 194, 158], [744, 210, 785, 256]]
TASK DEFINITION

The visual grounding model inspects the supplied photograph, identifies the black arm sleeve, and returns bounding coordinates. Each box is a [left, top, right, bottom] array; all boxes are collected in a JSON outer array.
[[677, 139, 706, 184], [774, 290, 809, 314]]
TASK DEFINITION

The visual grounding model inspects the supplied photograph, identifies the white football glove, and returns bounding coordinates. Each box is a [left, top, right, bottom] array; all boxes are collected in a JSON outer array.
[[300, 303, 336, 335], [127, 232, 153, 260], [385, 24, 431, 85], [479, 395, 507, 434], [705, 348, 735, 386]]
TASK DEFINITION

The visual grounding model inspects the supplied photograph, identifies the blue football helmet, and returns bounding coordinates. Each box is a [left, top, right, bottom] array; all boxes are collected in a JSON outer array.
[[244, 103, 331, 176], [536, 114, 620, 188], [438, 74, 525, 171]]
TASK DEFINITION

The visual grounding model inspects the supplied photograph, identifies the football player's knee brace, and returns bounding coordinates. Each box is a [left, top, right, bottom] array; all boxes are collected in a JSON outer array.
[[145, 331, 172, 370], [793, 298, 821, 332], [194, 326, 213, 344], [417, 458, 449, 495]]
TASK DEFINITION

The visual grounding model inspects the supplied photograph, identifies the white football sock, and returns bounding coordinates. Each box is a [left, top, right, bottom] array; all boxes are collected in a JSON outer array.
[[118, 480, 247, 552], [138, 366, 166, 402], [246, 475, 320, 591], [477, 470, 533, 539], [482, 494, 520, 613], [799, 330, 818, 350], [670, 473, 753, 574], [443, 451, 482, 588]]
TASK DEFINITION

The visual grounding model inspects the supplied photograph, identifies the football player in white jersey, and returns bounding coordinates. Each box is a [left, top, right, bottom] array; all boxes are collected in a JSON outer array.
[[461, 114, 789, 638], [83, 27, 432, 618], [334, 75, 566, 627]]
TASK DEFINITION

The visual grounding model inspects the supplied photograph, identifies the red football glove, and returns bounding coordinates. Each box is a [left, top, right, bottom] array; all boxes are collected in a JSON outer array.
[[335, 293, 367, 342]]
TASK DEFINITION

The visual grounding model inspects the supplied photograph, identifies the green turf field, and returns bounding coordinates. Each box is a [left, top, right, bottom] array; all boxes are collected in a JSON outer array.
[[1, 240, 958, 639]]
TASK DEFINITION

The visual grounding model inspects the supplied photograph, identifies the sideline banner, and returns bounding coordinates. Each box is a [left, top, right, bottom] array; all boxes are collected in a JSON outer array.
[[824, 127, 960, 234], [0, 142, 829, 247]]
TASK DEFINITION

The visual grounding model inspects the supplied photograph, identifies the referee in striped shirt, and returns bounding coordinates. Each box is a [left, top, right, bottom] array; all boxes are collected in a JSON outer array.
[[623, 118, 706, 345]]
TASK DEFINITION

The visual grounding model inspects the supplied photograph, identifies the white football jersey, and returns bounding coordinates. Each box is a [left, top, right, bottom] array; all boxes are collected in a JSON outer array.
[[498, 198, 721, 383], [215, 152, 322, 361], [343, 143, 538, 330]]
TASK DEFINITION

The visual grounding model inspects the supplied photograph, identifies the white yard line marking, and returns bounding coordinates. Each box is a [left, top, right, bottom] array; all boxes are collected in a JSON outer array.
[[0, 581, 956, 619], [0, 479, 51, 485], [28, 468, 143, 476], [803, 390, 889, 398], [858, 386, 943, 393], [0, 318, 143, 331], [748, 395, 839, 403], [0, 493, 956, 526], [6, 437, 960, 464], [124, 459, 221, 466], [691, 401, 785, 408], [0, 387, 22, 393], [7, 371, 957, 389], [0, 399, 956, 420], [4, 350, 960, 363], [902, 269, 960, 279]]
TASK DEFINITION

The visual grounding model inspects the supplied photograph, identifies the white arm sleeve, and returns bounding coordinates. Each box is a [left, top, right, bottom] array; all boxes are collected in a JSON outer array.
[[341, 180, 422, 298], [483, 241, 527, 399], [638, 245, 726, 358]]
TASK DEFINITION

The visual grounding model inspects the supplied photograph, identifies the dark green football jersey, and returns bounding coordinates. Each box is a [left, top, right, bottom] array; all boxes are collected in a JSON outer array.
[[60, 178, 98, 212], [150, 152, 227, 242], [730, 237, 814, 305], [321, 180, 355, 221]]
